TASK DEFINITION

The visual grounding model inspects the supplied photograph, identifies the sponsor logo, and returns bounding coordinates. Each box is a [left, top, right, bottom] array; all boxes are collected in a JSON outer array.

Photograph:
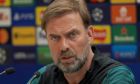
[[0, 48, 7, 64], [36, 6, 47, 26], [36, 27, 47, 45], [112, 45, 137, 61], [0, 8, 11, 27], [0, 0, 10, 6], [91, 25, 111, 45], [13, 47, 36, 63], [89, 4, 110, 24], [92, 7, 103, 22], [12, 27, 36, 46], [12, 7, 35, 26], [112, 25, 136, 44], [37, 46, 52, 64], [111, 5, 136, 24], [0, 29, 9, 45], [94, 29, 106, 41], [12, 0, 34, 6], [111, 0, 135, 3], [0, 47, 13, 65]]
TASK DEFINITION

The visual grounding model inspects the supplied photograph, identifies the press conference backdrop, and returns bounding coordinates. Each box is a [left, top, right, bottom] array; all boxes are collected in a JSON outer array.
[[0, 0, 140, 84]]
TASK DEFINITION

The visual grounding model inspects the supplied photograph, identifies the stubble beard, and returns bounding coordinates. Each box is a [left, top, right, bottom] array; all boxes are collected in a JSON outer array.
[[57, 45, 89, 73]]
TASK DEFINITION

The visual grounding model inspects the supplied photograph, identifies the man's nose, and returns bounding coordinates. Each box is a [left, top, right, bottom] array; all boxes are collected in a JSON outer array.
[[60, 38, 69, 52]]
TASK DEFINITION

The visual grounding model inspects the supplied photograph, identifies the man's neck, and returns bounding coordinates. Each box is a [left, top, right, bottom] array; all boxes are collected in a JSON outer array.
[[64, 49, 94, 84]]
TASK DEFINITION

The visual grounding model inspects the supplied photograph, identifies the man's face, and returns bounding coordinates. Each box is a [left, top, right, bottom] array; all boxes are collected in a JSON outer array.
[[46, 12, 91, 73]]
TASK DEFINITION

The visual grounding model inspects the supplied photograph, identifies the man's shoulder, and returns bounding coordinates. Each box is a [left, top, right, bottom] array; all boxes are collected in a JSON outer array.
[[102, 65, 136, 84], [38, 63, 55, 74], [27, 64, 56, 84]]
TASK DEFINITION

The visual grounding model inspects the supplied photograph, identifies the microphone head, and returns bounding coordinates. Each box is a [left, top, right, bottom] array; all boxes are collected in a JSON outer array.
[[34, 71, 40, 78], [5, 67, 16, 75]]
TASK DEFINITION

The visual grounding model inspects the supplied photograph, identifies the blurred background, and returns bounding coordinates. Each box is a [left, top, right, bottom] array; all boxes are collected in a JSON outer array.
[[0, 0, 140, 84]]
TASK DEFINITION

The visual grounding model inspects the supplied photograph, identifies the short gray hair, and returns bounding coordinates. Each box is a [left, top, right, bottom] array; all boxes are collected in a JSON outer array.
[[41, 0, 91, 30]]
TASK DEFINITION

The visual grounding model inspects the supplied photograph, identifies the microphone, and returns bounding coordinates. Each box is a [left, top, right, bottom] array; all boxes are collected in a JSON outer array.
[[0, 67, 16, 75], [28, 71, 40, 84]]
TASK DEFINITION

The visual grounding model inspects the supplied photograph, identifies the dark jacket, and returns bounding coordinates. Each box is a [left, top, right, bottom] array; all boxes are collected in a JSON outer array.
[[27, 48, 135, 84]]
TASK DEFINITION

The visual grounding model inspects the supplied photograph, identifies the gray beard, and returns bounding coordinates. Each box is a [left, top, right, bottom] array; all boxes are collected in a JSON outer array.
[[57, 45, 89, 73]]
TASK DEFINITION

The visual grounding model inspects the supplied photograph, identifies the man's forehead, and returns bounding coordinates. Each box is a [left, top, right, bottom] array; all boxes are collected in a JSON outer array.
[[47, 26, 81, 36], [46, 12, 84, 29]]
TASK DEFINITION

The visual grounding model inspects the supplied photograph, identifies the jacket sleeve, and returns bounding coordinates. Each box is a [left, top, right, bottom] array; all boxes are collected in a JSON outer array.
[[27, 66, 47, 84], [102, 66, 136, 84]]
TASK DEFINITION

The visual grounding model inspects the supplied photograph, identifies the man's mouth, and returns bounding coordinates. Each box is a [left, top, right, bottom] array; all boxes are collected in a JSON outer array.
[[62, 56, 73, 59], [60, 56, 75, 63]]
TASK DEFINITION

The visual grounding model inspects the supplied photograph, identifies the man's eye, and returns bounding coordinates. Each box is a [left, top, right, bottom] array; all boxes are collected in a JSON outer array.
[[50, 36, 59, 41], [69, 32, 77, 38]]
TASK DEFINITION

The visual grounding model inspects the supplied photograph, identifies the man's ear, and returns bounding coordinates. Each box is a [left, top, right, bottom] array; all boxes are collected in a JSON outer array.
[[87, 25, 94, 43]]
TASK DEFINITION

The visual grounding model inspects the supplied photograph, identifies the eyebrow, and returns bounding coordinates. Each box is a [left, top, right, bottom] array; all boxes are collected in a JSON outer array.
[[48, 28, 79, 37], [65, 29, 79, 35], [49, 34, 60, 37]]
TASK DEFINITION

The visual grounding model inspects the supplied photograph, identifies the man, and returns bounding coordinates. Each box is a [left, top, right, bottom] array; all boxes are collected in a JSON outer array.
[[28, 0, 135, 84]]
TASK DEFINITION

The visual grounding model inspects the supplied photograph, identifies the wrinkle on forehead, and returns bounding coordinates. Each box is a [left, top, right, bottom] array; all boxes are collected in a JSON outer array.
[[46, 12, 85, 35]]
